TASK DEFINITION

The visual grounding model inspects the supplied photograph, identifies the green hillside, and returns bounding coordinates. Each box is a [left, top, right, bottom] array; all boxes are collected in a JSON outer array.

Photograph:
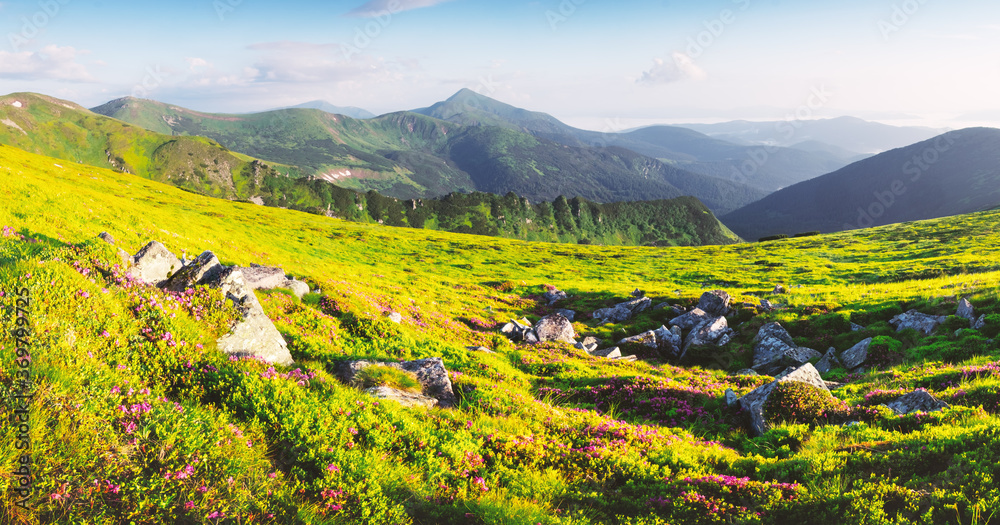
[[91, 96, 766, 213], [722, 128, 1000, 240], [6, 145, 1000, 523]]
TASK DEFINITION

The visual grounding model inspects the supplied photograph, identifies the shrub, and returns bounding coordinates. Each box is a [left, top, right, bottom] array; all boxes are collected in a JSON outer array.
[[759, 234, 790, 242], [353, 365, 422, 393], [764, 382, 849, 426], [793, 231, 821, 238], [867, 336, 905, 368]]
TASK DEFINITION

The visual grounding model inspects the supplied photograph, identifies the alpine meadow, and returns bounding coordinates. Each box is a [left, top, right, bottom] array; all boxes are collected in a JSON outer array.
[[4, 1, 1000, 524]]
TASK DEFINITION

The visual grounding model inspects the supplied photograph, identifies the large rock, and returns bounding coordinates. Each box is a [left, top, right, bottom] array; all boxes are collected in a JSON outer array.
[[215, 268, 294, 366], [339, 357, 456, 408], [593, 296, 652, 323], [364, 386, 437, 409], [840, 337, 873, 371], [535, 314, 576, 344], [738, 363, 829, 436], [556, 309, 576, 322], [882, 389, 949, 415], [500, 318, 534, 341], [654, 325, 683, 358], [164, 250, 224, 292], [814, 347, 841, 375], [890, 309, 946, 335], [618, 330, 657, 348], [668, 307, 712, 330], [543, 288, 568, 305], [282, 279, 310, 299], [751, 322, 796, 373], [238, 265, 288, 290], [697, 290, 731, 316], [957, 298, 976, 322], [129, 241, 182, 286], [682, 316, 734, 354], [591, 347, 622, 359]]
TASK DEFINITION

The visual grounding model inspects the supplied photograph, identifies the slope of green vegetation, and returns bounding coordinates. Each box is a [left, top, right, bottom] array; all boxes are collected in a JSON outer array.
[[91, 95, 766, 213], [5, 146, 1000, 523]]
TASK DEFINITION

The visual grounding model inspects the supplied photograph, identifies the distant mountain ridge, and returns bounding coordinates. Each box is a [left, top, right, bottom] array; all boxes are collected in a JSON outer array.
[[721, 128, 1000, 240], [91, 94, 766, 214], [281, 100, 376, 119]]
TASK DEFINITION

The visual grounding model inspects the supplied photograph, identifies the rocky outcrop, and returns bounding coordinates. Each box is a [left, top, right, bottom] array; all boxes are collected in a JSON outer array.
[[815, 347, 841, 375], [129, 241, 182, 286], [668, 308, 712, 331], [339, 357, 456, 408], [751, 322, 805, 375], [738, 363, 829, 436], [882, 389, 949, 415], [501, 319, 535, 342], [556, 309, 576, 321], [682, 316, 734, 354], [697, 290, 731, 316], [654, 325, 683, 358], [238, 265, 288, 290], [216, 268, 294, 366], [164, 250, 224, 292], [957, 298, 975, 322], [840, 337, 872, 371], [593, 296, 652, 323], [364, 386, 437, 408], [543, 288, 568, 305], [618, 330, 657, 349], [890, 310, 946, 335], [535, 314, 576, 344]]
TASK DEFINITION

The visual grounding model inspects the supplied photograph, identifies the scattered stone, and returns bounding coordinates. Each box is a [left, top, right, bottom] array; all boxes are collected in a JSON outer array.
[[535, 314, 576, 344], [612, 355, 638, 362], [654, 302, 671, 310], [500, 318, 534, 342], [339, 357, 456, 407], [840, 338, 873, 371], [668, 305, 687, 317], [682, 316, 734, 354], [618, 330, 657, 349], [543, 288, 568, 305], [164, 250, 224, 292], [631, 288, 645, 298], [582, 336, 600, 347], [575, 341, 599, 352], [697, 290, 731, 316], [467, 346, 493, 354], [759, 299, 775, 312], [957, 298, 976, 322], [591, 347, 622, 359], [772, 285, 786, 295], [738, 363, 829, 436], [974, 315, 987, 331], [751, 322, 797, 374], [523, 330, 540, 344], [556, 309, 576, 322], [237, 265, 287, 290], [387, 312, 403, 324], [850, 322, 866, 332], [815, 347, 841, 375], [735, 369, 759, 376], [882, 389, 949, 415], [668, 307, 712, 331], [593, 296, 651, 323], [725, 388, 738, 407], [364, 386, 437, 409], [129, 241, 182, 286], [282, 279, 310, 298], [215, 268, 294, 365], [98, 231, 116, 245], [654, 325, 683, 358], [781, 347, 823, 368], [890, 309, 946, 335]]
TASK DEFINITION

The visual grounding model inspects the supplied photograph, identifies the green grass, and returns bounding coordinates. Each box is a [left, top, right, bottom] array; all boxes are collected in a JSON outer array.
[[6, 145, 1000, 523], [353, 365, 422, 393]]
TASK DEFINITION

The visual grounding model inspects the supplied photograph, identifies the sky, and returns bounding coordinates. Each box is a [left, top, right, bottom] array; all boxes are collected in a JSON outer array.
[[1, 0, 998, 130]]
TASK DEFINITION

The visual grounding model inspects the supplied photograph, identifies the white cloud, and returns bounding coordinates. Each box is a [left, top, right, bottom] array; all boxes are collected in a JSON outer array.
[[244, 41, 407, 84], [185, 57, 210, 71], [346, 0, 458, 18], [637, 52, 706, 86], [0, 45, 94, 82]]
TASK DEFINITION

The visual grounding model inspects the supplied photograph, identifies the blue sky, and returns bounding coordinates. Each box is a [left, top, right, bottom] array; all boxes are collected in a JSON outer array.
[[1, 0, 998, 129]]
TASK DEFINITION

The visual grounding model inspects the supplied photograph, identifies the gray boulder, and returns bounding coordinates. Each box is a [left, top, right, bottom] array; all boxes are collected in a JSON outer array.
[[850, 322, 866, 332], [238, 265, 288, 290], [738, 363, 829, 436], [282, 279, 310, 298], [697, 290, 731, 316], [957, 298, 975, 322], [591, 347, 622, 359], [129, 241, 182, 286], [724, 388, 738, 407], [654, 325, 683, 358], [523, 330, 540, 344], [592, 305, 632, 323], [98, 231, 116, 245], [582, 336, 600, 347], [751, 322, 797, 373], [618, 330, 657, 348], [882, 389, 949, 415], [974, 315, 987, 331], [682, 316, 734, 354], [814, 347, 841, 375], [759, 299, 775, 312], [669, 307, 712, 331], [772, 285, 786, 295], [215, 268, 294, 366], [535, 314, 576, 344], [364, 386, 437, 409], [890, 309, 946, 335], [500, 318, 534, 341], [340, 357, 456, 408], [543, 288, 568, 305], [782, 347, 822, 368], [556, 309, 576, 322], [841, 338, 873, 371], [163, 250, 224, 292], [612, 355, 638, 362]]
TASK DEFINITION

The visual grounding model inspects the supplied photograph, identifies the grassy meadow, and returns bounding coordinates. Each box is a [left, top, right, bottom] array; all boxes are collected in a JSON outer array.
[[4, 143, 1000, 523]]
